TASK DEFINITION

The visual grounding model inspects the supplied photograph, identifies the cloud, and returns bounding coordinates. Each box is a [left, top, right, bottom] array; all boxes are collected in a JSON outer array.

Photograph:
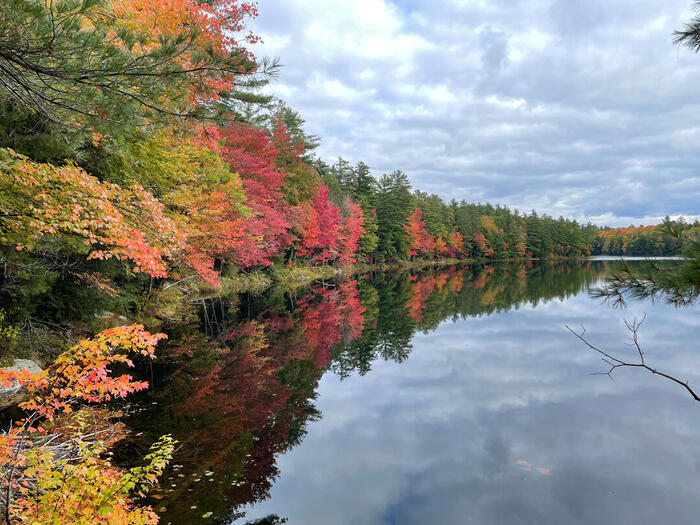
[[249, 0, 700, 226]]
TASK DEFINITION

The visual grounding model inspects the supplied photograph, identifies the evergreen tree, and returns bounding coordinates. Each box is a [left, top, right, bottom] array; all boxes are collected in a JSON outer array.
[[353, 162, 376, 201], [374, 171, 413, 260]]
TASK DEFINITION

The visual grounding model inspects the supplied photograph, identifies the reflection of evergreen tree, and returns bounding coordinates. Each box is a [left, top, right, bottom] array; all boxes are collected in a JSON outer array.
[[330, 261, 615, 378], [373, 273, 415, 363], [332, 281, 380, 378]]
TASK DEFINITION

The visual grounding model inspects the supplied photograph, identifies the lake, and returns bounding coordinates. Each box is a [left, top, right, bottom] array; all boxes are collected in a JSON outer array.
[[118, 260, 700, 525]]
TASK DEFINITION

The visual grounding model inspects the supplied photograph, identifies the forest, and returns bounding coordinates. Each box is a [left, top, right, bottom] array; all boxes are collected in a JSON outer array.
[[0, 0, 687, 314], [592, 220, 699, 256], [0, 1, 696, 523]]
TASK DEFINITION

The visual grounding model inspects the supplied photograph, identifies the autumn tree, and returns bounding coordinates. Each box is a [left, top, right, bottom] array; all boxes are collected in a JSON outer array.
[[220, 122, 295, 267], [0, 325, 174, 524], [448, 231, 464, 257], [0, 0, 264, 287], [435, 235, 446, 256], [338, 202, 365, 264], [273, 121, 319, 206], [472, 233, 494, 257], [296, 185, 342, 263], [1, 149, 188, 279], [264, 102, 320, 161], [405, 208, 435, 258], [0, 0, 260, 150], [0, 146, 240, 284]]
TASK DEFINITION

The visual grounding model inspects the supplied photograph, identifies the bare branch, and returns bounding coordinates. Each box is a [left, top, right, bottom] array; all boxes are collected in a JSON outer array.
[[566, 316, 700, 402]]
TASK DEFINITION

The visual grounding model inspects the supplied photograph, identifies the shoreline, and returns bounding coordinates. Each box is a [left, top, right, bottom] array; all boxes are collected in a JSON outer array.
[[206, 255, 595, 296]]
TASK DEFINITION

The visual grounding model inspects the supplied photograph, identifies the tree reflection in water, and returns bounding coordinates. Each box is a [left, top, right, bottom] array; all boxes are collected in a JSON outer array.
[[115, 260, 614, 524]]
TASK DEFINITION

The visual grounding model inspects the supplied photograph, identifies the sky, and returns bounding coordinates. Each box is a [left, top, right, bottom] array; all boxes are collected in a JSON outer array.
[[249, 0, 700, 227]]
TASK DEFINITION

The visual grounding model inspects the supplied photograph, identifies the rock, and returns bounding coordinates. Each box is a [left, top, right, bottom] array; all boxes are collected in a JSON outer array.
[[0, 359, 42, 408]]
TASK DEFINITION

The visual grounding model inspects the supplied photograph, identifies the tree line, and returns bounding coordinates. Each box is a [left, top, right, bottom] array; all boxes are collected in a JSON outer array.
[[592, 217, 699, 256], [313, 156, 604, 261], [0, 1, 683, 307]]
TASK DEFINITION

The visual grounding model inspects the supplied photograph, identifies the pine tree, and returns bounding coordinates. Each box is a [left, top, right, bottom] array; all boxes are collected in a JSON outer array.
[[374, 171, 413, 260]]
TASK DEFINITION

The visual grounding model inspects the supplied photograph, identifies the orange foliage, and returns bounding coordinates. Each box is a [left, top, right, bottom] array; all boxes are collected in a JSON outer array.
[[435, 235, 448, 256], [109, 0, 260, 102], [184, 181, 249, 277], [436, 273, 448, 291], [405, 275, 435, 322], [473, 232, 495, 257], [450, 272, 464, 292], [2, 149, 188, 279], [598, 225, 656, 238], [0, 326, 171, 524], [405, 209, 434, 257], [448, 231, 464, 257]]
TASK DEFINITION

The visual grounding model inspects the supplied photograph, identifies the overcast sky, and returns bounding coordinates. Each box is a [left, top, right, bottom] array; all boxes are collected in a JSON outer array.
[[250, 0, 700, 226]]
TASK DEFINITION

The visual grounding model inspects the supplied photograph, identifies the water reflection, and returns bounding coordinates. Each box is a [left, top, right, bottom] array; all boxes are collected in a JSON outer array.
[[117, 260, 700, 524]]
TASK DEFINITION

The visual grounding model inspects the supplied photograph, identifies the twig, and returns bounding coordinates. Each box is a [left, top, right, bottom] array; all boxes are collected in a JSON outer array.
[[566, 314, 700, 402]]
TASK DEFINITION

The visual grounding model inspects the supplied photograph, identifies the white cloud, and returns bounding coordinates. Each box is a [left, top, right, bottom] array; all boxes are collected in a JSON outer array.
[[249, 0, 700, 225]]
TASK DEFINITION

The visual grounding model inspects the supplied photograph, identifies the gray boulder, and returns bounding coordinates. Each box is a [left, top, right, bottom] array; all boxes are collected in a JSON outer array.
[[0, 359, 42, 408]]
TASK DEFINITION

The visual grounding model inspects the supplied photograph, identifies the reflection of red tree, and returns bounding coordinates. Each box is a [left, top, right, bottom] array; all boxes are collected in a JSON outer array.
[[450, 272, 464, 292], [147, 280, 368, 522], [146, 328, 292, 521], [473, 272, 488, 289], [297, 289, 342, 367], [180, 324, 291, 428], [405, 275, 435, 322], [338, 281, 365, 340], [436, 273, 448, 291], [297, 280, 365, 366]]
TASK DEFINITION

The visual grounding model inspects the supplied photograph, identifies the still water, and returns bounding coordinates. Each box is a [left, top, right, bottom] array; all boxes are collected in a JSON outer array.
[[120, 260, 700, 525]]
